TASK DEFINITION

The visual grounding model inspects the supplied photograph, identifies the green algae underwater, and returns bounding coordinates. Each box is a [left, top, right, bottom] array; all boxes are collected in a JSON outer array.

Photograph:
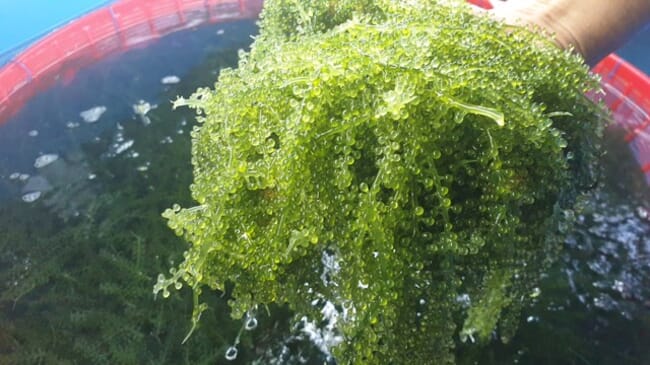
[[1, 0, 649, 364]]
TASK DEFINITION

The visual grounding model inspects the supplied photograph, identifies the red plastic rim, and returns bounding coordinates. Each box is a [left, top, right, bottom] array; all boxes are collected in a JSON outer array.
[[0, 0, 263, 124], [0, 0, 649, 180]]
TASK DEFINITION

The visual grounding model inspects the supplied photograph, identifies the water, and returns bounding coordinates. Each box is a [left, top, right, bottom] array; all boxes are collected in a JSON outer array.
[[457, 129, 650, 364], [618, 27, 650, 73], [0, 20, 277, 365], [1, 19, 649, 365]]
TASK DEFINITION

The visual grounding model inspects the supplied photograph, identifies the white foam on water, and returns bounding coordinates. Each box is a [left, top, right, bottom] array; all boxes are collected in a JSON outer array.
[[133, 100, 155, 125], [22, 191, 41, 203], [132, 100, 153, 116], [34, 154, 59, 169], [80, 106, 107, 123], [114, 140, 134, 155], [320, 251, 340, 287], [161, 75, 181, 84], [299, 301, 344, 358]]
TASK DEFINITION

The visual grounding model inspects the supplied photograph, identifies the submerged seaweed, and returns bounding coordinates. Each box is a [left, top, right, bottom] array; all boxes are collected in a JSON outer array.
[[0, 44, 270, 365]]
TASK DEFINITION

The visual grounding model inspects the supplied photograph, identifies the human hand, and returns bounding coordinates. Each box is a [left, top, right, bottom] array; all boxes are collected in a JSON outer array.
[[474, 0, 650, 66]]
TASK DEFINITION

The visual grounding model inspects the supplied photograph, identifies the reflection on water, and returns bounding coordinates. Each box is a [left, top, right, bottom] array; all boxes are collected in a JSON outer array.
[[0, 20, 649, 364]]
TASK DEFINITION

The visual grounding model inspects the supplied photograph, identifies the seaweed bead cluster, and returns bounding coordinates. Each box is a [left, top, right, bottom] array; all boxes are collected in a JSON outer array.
[[155, 1, 605, 363]]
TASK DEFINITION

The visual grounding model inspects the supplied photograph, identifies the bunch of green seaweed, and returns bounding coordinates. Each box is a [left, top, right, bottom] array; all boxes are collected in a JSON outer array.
[[156, 0, 606, 363]]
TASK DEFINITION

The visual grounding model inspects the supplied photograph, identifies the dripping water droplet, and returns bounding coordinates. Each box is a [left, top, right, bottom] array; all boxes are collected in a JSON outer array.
[[225, 346, 238, 360]]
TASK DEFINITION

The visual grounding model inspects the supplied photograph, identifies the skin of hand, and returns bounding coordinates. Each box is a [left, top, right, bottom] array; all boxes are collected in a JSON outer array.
[[486, 0, 650, 65]]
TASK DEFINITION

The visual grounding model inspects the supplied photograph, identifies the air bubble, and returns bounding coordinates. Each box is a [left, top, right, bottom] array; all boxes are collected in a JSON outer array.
[[453, 111, 466, 124], [225, 346, 238, 360], [414, 206, 424, 216], [162, 290, 170, 298], [359, 182, 369, 193], [174, 282, 183, 290]]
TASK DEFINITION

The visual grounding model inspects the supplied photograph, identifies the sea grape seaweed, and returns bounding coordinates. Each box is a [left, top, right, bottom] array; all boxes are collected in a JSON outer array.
[[156, 0, 606, 363]]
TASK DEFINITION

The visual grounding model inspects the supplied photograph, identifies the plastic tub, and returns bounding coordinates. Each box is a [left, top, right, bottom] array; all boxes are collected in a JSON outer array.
[[0, 1, 648, 363]]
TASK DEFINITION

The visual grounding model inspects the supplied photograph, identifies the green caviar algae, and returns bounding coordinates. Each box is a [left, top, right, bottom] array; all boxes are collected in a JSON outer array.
[[155, 1, 606, 363]]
